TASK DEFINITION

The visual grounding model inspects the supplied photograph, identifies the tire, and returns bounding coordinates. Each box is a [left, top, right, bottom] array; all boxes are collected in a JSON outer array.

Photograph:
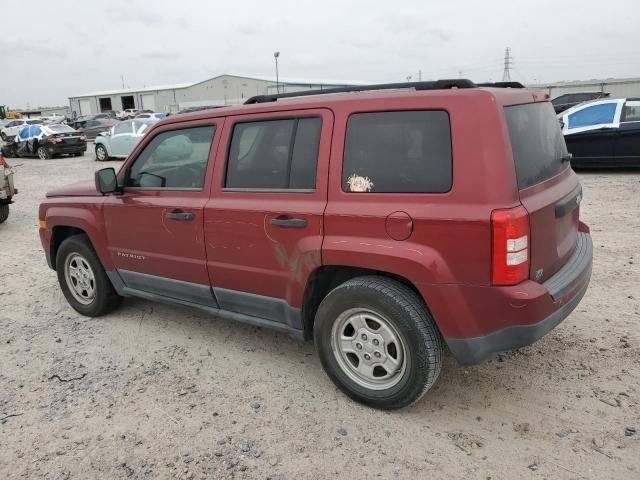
[[56, 234, 122, 316], [0, 204, 8, 224], [37, 146, 51, 160], [0, 132, 6, 141], [2, 146, 15, 158], [314, 276, 444, 409], [95, 144, 109, 161]]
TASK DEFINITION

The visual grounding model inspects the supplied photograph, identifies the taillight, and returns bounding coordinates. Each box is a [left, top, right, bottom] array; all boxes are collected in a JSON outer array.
[[48, 136, 62, 144], [79, 134, 87, 141], [491, 205, 529, 285], [0, 153, 4, 166]]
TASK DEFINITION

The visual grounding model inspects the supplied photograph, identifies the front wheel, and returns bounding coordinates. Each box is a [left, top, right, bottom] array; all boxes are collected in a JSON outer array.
[[56, 235, 122, 316], [95, 144, 109, 161], [0, 204, 9, 224], [37, 146, 51, 160], [314, 276, 444, 409]]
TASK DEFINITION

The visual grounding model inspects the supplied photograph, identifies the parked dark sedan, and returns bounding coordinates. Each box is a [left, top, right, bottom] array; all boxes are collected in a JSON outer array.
[[67, 113, 116, 130], [77, 118, 117, 140], [559, 98, 640, 168], [552, 92, 610, 114], [1, 124, 86, 159]]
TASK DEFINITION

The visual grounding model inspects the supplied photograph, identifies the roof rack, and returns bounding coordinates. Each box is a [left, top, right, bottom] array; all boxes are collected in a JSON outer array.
[[244, 79, 526, 104], [476, 81, 525, 88]]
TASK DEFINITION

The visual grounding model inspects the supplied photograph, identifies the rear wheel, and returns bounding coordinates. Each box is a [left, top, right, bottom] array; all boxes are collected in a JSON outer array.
[[37, 146, 51, 160], [56, 235, 122, 316], [95, 144, 109, 161], [0, 204, 9, 224], [314, 276, 444, 409]]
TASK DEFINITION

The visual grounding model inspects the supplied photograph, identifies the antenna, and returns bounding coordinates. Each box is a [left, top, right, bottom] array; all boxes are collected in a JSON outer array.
[[502, 47, 513, 82]]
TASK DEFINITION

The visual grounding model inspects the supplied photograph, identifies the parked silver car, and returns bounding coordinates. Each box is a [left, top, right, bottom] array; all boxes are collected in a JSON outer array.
[[93, 120, 153, 161]]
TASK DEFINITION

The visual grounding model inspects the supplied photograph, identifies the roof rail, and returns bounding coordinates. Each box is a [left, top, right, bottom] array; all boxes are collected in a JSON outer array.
[[244, 79, 478, 104], [476, 81, 525, 88]]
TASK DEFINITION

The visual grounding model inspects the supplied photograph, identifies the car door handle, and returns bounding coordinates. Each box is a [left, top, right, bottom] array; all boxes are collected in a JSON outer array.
[[269, 217, 307, 228], [166, 211, 194, 221]]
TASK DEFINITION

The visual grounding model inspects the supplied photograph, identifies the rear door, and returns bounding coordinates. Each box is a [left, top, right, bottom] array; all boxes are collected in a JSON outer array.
[[505, 101, 581, 282], [204, 109, 332, 328], [614, 101, 640, 167]]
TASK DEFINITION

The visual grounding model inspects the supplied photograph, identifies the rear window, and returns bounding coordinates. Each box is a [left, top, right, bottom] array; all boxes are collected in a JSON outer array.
[[342, 111, 452, 193], [505, 102, 568, 190], [48, 124, 74, 133]]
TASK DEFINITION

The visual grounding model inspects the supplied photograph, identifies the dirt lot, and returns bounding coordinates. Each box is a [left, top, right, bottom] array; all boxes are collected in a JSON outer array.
[[0, 149, 638, 480]]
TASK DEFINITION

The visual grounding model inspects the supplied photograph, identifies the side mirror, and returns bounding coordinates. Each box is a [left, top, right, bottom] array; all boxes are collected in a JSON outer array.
[[95, 168, 119, 194]]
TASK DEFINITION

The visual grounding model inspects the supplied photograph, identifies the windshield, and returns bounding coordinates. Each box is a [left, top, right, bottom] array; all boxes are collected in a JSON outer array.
[[505, 102, 569, 190], [26, 120, 42, 125], [133, 121, 150, 133]]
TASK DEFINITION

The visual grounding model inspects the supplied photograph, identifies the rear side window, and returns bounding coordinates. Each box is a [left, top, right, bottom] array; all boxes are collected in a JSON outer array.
[[225, 117, 321, 190], [505, 102, 568, 190], [342, 111, 452, 193], [622, 102, 640, 122]]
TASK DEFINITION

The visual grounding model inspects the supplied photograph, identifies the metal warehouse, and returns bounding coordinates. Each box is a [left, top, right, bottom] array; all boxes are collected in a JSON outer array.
[[68, 74, 365, 116], [534, 76, 640, 99]]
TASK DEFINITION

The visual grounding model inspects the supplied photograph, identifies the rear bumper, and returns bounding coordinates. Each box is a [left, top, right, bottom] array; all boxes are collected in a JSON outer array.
[[437, 231, 592, 365], [48, 143, 87, 155]]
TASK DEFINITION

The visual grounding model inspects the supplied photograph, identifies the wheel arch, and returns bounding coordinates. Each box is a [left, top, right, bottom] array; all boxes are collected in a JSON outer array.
[[45, 206, 112, 271], [301, 265, 436, 340]]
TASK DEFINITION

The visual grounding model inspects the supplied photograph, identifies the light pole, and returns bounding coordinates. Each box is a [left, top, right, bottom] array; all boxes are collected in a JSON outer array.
[[274, 51, 280, 94]]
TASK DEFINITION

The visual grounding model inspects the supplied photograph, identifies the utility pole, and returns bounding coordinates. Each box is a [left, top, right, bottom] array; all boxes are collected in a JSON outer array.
[[418, 70, 422, 82], [273, 51, 280, 94], [502, 47, 513, 82], [121, 74, 125, 89]]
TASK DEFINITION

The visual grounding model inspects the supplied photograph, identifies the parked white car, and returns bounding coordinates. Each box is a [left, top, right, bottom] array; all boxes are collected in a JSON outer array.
[[134, 112, 167, 121], [41, 113, 65, 124], [1, 119, 42, 141], [116, 109, 140, 120], [92, 119, 153, 161]]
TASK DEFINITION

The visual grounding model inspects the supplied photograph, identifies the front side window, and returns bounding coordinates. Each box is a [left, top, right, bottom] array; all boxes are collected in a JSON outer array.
[[567, 103, 617, 129], [127, 126, 215, 189], [342, 111, 452, 193], [225, 117, 321, 190], [18, 127, 30, 140], [114, 122, 131, 135]]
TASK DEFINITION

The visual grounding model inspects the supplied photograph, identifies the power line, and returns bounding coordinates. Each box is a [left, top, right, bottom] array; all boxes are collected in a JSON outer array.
[[502, 47, 513, 82]]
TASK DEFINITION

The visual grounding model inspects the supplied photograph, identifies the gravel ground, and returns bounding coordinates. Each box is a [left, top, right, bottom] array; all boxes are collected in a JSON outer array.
[[0, 149, 638, 479]]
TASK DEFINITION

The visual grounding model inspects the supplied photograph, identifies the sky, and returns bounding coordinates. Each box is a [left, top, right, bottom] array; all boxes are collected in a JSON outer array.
[[1, 0, 638, 108]]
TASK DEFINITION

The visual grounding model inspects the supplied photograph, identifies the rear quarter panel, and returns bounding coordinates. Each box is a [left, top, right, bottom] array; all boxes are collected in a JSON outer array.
[[324, 90, 521, 286]]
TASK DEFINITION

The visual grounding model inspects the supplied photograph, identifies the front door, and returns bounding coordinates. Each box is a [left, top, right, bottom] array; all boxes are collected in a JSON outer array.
[[103, 119, 222, 306], [108, 121, 133, 157], [204, 109, 332, 329]]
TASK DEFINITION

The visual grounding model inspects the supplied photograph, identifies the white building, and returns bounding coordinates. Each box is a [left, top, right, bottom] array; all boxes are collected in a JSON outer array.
[[69, 74, 367, 116], [531, 76, 640, 100]]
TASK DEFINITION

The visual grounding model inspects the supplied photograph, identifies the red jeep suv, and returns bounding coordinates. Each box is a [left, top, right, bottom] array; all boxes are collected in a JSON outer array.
[[39, 80, 592, 409]]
